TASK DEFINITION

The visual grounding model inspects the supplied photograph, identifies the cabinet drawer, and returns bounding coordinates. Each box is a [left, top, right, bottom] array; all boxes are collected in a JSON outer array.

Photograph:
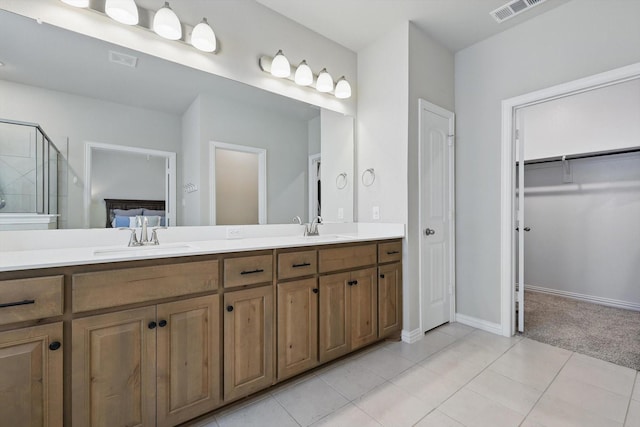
[[278, 250, 317, 280], [0, 276, 64, 325], [224, 254, 273, 288], [72, 260, 219, 313], [378, 241, 402, 264], [318, 244, 376, 273]]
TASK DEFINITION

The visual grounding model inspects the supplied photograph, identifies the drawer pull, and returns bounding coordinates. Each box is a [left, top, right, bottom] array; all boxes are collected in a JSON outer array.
[[158, 320, 167, 328], [49, 341, 61, 351], [227, 305, 234, 312], [312, 288, 319, 294], [0, 299, 35, 309], [386, 250, 400, 255], [240, 269, 265, 275], [292, 262, 311, 268], [148, 321, 157, 329], [380, 274, 385, 278]]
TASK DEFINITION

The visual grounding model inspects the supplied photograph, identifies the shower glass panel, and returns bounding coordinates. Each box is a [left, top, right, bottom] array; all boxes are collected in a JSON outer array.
[[0, 119, 61, 216]]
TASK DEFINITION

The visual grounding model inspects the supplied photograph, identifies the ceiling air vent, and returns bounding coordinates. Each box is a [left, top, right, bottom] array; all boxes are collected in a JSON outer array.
[[490, 0, 549, 23], [108, 50, 138, 68]]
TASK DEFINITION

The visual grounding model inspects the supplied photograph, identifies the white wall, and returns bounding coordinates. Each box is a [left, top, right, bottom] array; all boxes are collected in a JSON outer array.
[[523, 153, 640, 306], [0, 79, 181, 229], [522, 78, 640, 160], [182, 94, 310, 225], [321, 109, 354, 222], [3, 0, 357, 116], [455, 0, 640, 324], [180, 96, 202, 226]]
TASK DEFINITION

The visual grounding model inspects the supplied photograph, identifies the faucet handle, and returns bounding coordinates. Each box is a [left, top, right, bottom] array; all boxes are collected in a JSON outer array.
[[119, 227, 140, 247], [292, 216, 302, 225], [150, 227, 167, 245]]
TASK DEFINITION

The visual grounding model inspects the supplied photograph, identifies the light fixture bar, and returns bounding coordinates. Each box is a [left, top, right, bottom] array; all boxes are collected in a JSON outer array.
[[259, 54, 351, 99], [59, 0, 217, 53]]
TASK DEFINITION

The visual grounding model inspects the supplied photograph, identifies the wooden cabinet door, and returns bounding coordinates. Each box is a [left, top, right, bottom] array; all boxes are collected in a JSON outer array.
[[223, 286, 273, 401], [349, 268, 378, 350], [72, 307, 157, 427], [319, 272, 350, 363], [277, 278, 318, 380], [378, 263, 402, 338], [156, 295, 221, 427], [0, 322, 63, 427]]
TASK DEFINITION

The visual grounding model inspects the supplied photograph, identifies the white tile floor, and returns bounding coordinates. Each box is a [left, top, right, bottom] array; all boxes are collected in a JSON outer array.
[[188, 323, 640, 427]]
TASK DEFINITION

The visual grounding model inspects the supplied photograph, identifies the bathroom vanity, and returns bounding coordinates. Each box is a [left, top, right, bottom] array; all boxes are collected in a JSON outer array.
[[0, 227, 402, 427]]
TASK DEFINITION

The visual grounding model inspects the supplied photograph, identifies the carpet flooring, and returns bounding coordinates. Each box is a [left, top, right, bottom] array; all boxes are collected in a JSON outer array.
[[522, 290, 640, 371]]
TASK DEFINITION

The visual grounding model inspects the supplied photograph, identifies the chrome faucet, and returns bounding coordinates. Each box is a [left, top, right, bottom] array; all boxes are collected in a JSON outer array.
[[292, 215, 303, 225], [305, 216, 323, 236], [120, 216, 164, 247]]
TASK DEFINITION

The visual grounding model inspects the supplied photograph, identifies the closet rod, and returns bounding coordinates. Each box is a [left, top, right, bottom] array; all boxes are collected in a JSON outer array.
[[519, 146, 640, 166]]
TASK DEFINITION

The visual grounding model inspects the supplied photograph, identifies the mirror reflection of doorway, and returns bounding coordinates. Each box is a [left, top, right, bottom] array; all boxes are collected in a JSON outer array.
[[210, 141, 266, 225]]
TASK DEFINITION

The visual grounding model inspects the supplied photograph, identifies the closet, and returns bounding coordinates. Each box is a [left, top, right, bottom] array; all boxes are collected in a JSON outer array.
[[517, 78, 640, 322]]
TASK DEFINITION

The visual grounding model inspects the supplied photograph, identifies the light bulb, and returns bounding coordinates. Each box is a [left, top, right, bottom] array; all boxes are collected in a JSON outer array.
[[271, 50, 290, 78], [153, 2, 182, 40], [105, 0, 139, 25], [294, 60, 313, 86], [191, 18, 216, 52], [334, 76, 352, 99], [60, 0, 89, 7], [316, 68, 333, 93]]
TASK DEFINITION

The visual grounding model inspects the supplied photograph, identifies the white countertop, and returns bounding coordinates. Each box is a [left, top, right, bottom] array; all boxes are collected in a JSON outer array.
[[0, 223, 405, 272]]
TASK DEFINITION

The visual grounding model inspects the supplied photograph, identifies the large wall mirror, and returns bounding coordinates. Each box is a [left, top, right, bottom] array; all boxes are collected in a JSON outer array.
[[0, 9, 354, 229]]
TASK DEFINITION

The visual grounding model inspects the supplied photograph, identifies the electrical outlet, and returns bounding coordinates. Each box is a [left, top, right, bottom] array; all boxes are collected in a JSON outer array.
[[226, 226, 244, 239], [338, 208, 344, 219], [372, 206, 380, 220]]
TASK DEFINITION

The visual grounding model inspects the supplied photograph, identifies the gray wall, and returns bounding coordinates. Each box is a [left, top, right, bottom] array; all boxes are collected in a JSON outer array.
[[454, 0, 640, 324], [523, 153, 640, 305], [0, 79, 181, 229], [182, 94, 312, 225]]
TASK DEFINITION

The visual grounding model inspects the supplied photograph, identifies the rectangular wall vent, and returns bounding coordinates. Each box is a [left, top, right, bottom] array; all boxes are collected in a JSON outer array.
[[490, 0, 549, 23], [108, 50, 138, 68]]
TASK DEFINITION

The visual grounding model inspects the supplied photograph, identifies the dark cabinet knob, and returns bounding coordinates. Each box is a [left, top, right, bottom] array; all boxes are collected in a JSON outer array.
[[148, 321, 157, 329], [227, 305, 234, 312], [380, 274, 385, 278], [158, 320, 167, 327], [352, 280, 358, 285], [312, 288, 319, 294], [49, 341, 61, 351]]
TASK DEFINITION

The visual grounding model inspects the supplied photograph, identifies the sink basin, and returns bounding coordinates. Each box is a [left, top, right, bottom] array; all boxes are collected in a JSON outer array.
[[93, 243, 194, 256], [297, 234, 352, 241]]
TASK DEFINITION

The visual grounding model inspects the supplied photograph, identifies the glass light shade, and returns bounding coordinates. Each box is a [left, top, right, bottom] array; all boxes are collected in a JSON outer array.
[[271, 50, 290, 78], [191, 18, 216, 52], [61, 0, 89, 7], [153, 2, 182, 40], [316, 68, 333, 93], [294, 60, 313, 86], [105, 0, 139, 25], [334, 77, 352, 99]]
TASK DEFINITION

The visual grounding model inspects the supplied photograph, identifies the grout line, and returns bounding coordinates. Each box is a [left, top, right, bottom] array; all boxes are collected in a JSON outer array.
[[623, 371, 638, 427]]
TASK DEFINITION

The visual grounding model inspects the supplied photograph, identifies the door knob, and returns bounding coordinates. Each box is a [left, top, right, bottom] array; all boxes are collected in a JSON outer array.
[[424, 228, 436, 236], [515, 227, 531, 232]]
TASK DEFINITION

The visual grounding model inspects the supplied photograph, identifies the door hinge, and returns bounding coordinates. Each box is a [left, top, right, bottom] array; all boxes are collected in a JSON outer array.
[[447, 134, 455, 146]]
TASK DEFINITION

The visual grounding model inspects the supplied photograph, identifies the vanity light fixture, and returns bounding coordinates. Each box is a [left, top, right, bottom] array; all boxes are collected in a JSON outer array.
[[153, 2, 182, 40], [334, 76, 352, 99], [294, 60, 313, 86], [316, 68, 334, 93], [60, 0, 89, 7], [271, 50, 291, 78], [105, 0, 139, 25], [259, 52, 352, 99], [191, 18, 217, 52]]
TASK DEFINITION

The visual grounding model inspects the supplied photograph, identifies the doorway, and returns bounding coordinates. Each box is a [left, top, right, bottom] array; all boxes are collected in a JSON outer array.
[[209, 141, 266, 225], [418, 99, 456, 333], [308, 153, 321, 222], [500, 62, 640, 336], [84, 142, 176, 228]]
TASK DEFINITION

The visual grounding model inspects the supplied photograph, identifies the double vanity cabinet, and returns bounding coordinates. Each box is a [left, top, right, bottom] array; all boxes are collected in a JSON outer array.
[[0, 238, 402, 427]]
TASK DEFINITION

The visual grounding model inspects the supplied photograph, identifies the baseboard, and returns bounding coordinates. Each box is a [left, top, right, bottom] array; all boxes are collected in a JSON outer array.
[[455, 313, 503, 335], [525, 285, 640, 312], [401, 327, 423, 344]]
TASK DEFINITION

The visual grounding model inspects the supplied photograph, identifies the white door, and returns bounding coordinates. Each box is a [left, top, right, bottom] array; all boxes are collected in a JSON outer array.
[[419, 100, 455, 333], [516, 114, 526, 332]]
